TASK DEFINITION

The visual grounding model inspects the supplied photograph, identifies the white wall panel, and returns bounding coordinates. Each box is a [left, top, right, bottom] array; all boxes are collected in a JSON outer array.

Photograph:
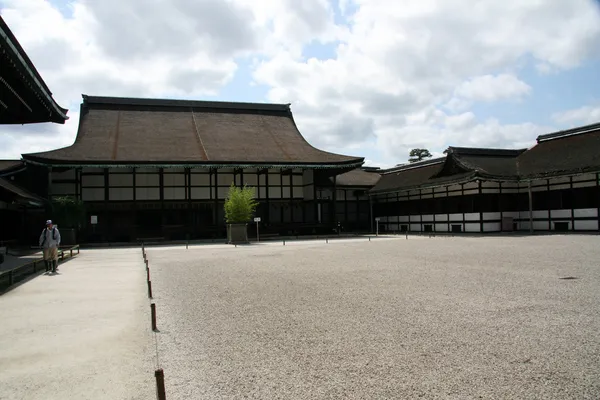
[[463, 189, 479, 195], [574, 220, 598, 230], [449, 213, 462, 221], [109, 188, 133, 201], [531, 185, 547, 192], [282, 175, 290, 185], [503, 212, 519, 218], [302, 185, 313, 200], [293, 187, 303, 198], [573, 173, 596, 182], [574, 208, 598, 218], [483, 222, 501, 232], [410, 224, 421, 232], [465, 213, 480, 221], [465, 223, 480, 232], [164, 187, 185, 200], [82, 175, 104, 187], [435, 224, 449, 232], [435, 214, 448, 221], [303, 170, 313, 185], [398, 216, 409, 222], [463, 182, 478, 190], [422, 214, 434, 222], [481, 188, 500, 194], [136, 188, 159, 200], [388, 216, 399, 222], [136, 174, 159, 186], [533, 221, 548, 230], [163, 173, 185, 186], [259, 174, 267, 186], [548, 176, 570, 185], [190, 187, 210, 199], [572, 181, 596, 188], [551, 184, 570, 190], [268, 187, 282, 198], [218, 173, 234, 187], [533, 210, 549, 219], [482, 212, 501, 220], [409, 215, 420, 222], [551, 209, 571, 218], [434, 187, 446, 193], [244, 174, 258, 185], [282, 187, 291, 198], [482, 181, 499, 188], [217, 187, 230, 199], [82, 188, 104, 201], [190, 173, 210, 185], [109, 174, 133, 187]]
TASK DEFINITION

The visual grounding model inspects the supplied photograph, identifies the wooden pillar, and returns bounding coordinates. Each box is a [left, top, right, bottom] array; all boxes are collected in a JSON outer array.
[[103, 168, 109, 241], [528, 181, 533, 234], [289, 171, 294, 224], [596, 173, 600, 232], [499, 181, 503, 232], [570, 176, 575, 231], [478, 180, 483, 233], [213, 169, 219, 229], [332, 174, 337, 224], [369, 195, 373, 233], [547, 179, 551, 231], [265, 170, 270, 224], [186, 168, 191, 237]]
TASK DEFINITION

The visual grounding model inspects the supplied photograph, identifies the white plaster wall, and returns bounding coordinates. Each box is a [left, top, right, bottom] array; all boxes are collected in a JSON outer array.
[[243, 173, 258, 185], [502, 212, 520, 218], [435, 224, 449, 232], [82, 175, 104, 187], [293, 187, 303, 198], [574, 220, 598, 230], [282, 187, 291, 198], [551, 210, 571, 218], [464, 213, 479, 221], [109, 174, 133, 187], [190, 173, 210, 186], [465, 223, 480, 232], [82, 188, 104, 201], [218, 173, 235, 187], [410, 224, 421, 232], [398, 216, 409, 222], [533, 210, 549, 219], [136, 174, 159, 186], [574, 208, 598, 218], [449, 213, 462, 221], [109, 188, 133, 201], [268, 187, 282, 198], [191, 187, 210, 199], [482, 212, 501, 220], [483, 222, 501, 232], [572, 180, 595, 188], [164, 187, 185, 200], [422, 214, 434, 222], [435, 214, 448, 221], [410, 215, 420, 222], [136, 188, 159, 200], [259, 187, 267, 199], [217, 187, 231, 199], [388, 216, 399, 222], [533, 221, 548, 230]]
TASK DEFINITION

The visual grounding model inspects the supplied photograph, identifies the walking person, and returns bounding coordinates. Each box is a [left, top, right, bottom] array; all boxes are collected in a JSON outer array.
[[39, 220, 61, 273]]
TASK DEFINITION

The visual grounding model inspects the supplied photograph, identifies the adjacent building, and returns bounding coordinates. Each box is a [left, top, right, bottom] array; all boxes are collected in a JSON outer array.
[[371, 123, 600, 233]]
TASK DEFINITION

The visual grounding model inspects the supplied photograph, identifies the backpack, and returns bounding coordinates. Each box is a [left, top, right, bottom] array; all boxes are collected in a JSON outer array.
[[41, 227, 57, 246]]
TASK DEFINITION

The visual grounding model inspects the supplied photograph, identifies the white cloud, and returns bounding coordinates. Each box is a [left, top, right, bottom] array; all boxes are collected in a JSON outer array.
[[1, 0, 600, 163], [552, 105, 600, 126], [454, 74, 532, 102]]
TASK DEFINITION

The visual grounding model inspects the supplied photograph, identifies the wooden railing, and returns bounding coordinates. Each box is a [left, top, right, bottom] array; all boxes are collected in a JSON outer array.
[[0, 245, 80, 292]]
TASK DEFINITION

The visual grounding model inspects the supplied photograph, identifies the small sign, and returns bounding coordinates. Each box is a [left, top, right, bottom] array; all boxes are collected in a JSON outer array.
[[254, 217, 261, 222], [375, 217, 381, 222], [91, 215, 98, 225]]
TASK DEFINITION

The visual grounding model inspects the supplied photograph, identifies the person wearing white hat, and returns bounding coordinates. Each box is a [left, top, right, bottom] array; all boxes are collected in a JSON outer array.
[[39, 220, 61, 273]]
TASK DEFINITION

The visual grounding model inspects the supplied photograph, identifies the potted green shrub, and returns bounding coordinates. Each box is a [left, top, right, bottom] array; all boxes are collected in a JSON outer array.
[[224, 183, 258, 244], [49, 196, 85, 245]]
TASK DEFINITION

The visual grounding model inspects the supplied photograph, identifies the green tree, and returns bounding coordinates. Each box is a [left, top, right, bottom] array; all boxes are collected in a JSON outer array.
[[224, 184, 259, 224], [408, 148, 433, 163], [50, 196, 86, 228]]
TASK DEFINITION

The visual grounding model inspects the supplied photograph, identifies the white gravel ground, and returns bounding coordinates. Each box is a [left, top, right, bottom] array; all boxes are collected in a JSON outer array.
[[147, 235, 600, 399]]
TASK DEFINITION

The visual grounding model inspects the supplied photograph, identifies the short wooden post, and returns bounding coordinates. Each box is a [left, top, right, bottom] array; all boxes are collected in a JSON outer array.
[[70, 249, 73, 257], [151, 303, 157, 331], [148, 280, 153, 299], [283, 240, 285, 246], [155, 368, 166, 400], [147, 267, 150, 282]]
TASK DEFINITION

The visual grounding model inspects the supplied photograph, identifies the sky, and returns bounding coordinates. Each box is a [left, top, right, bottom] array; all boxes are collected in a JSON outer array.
[[1, 0, 600, 168]]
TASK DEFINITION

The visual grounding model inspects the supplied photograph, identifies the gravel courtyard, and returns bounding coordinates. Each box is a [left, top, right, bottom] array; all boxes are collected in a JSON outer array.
[[148, 235, 600, 399]]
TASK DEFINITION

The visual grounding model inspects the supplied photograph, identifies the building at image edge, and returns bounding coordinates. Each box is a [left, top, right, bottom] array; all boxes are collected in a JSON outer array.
[[370, 122, 600, 234]]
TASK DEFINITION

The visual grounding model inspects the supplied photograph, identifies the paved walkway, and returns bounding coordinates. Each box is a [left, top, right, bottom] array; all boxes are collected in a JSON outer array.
[[0, 248, 155, 400]]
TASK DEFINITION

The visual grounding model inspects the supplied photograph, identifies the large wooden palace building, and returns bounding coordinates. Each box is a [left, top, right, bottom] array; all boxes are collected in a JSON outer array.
[[19, 95, 371, 241]]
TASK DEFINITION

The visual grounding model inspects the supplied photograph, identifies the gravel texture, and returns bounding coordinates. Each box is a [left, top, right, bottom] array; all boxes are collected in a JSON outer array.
[[0, 248, 155, 400], [148, 235, 600, 399]]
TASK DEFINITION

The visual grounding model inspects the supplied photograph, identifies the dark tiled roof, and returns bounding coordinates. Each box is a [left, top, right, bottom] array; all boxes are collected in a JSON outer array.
[[0, 160, 24, 175], [517, 124, 600, 178], [372, 159, 477, 193], [333, 168, 381, 187], [22, 95, 363, 168], [0, 177, 46, 205]]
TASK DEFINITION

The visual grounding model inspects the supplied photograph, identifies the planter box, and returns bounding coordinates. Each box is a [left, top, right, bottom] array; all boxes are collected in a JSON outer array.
[[227, 223, 248, 244]]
